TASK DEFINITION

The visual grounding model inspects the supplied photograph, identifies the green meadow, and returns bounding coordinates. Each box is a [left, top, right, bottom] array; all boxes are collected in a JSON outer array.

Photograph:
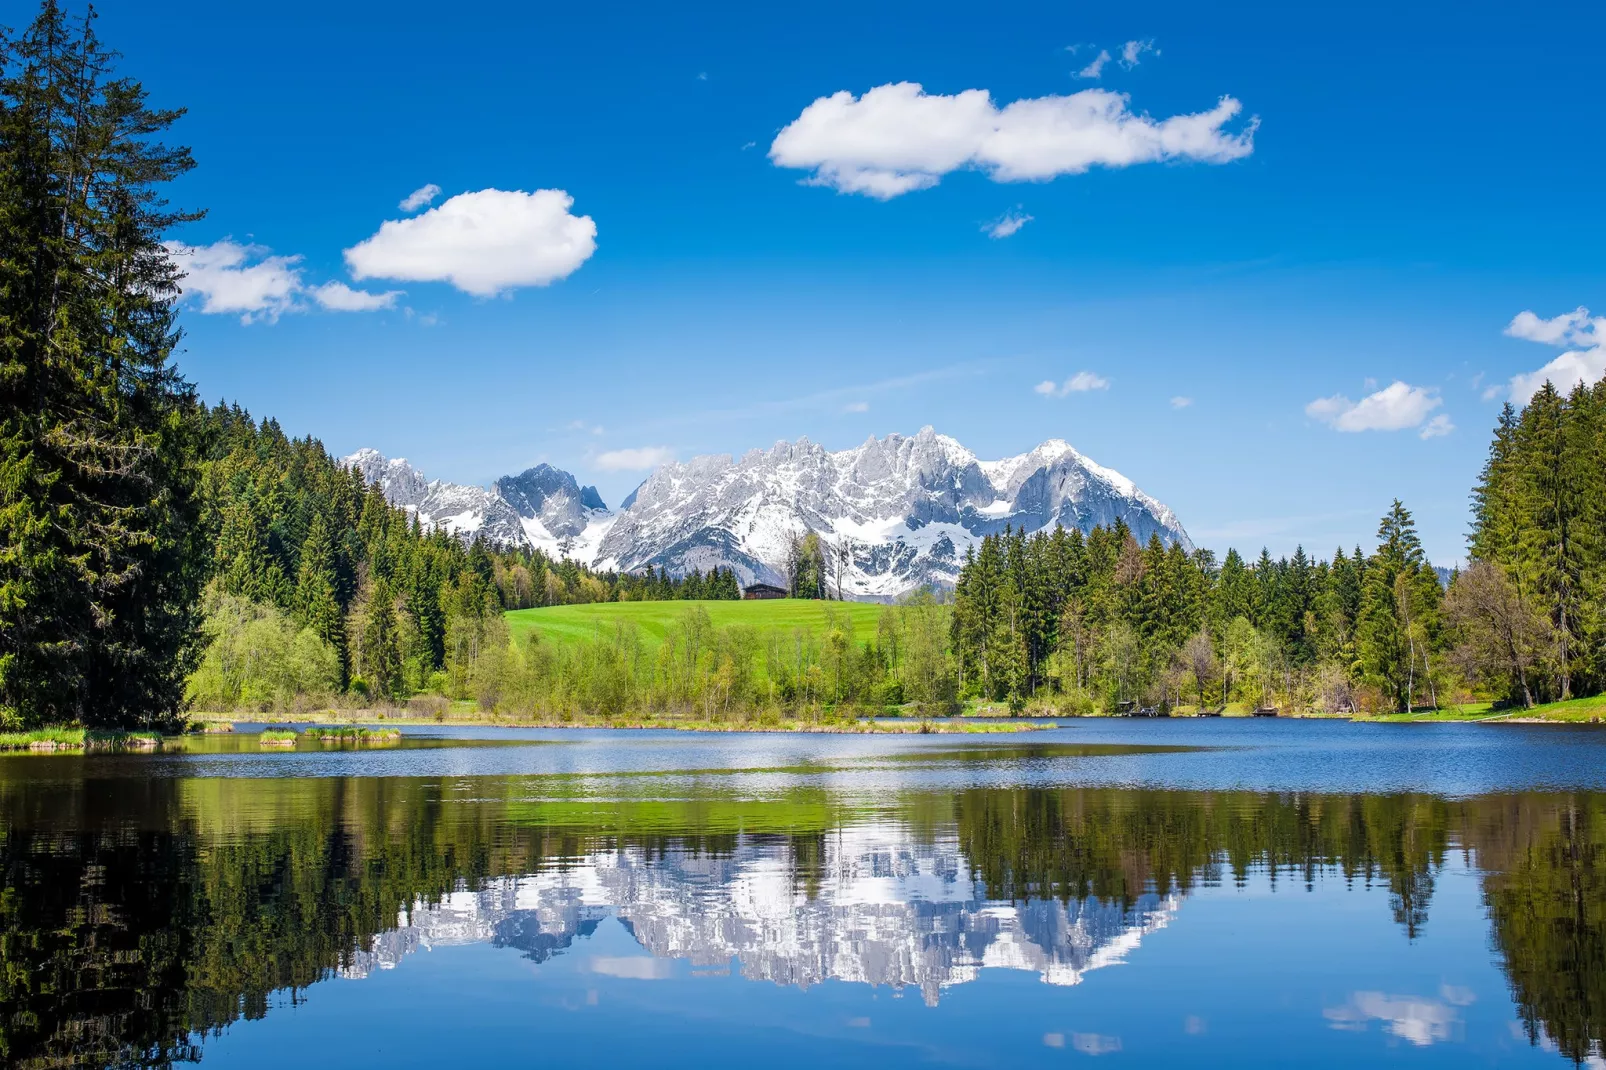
[[505, 598, 891, 652]]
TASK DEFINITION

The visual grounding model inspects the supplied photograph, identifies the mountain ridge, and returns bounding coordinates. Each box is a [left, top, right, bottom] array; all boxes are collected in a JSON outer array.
[[343, 428, 1190, 598]]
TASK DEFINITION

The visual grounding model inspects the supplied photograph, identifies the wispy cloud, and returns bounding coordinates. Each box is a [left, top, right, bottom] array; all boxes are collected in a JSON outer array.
[[1120, 39, 1156, 68], [1075, 50, 1112, 79], [398, 183, 441, 212], [634, 361, 989, 431], [1419, 413, 1454, 439], [1170, 395, 1193, 409], [1035, 371, 1110, 397], [843, 401, 870, 413], [985, 209, 1033, 239], [594, 446, 674, 471]]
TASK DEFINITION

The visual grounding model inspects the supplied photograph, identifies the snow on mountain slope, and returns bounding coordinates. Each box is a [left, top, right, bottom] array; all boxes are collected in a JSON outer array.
[[342, 449, 613, 558], [345, 428, 1189, 599], [597, 427, 1191, 598]]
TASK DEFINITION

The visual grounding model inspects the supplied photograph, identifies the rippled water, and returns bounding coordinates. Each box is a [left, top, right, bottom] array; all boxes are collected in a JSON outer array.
[[2, 720, 1602, 1068]]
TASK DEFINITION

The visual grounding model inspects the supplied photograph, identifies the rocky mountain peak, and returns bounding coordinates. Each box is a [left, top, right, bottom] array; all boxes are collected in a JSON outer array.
[[344, 430, 1189, 600]]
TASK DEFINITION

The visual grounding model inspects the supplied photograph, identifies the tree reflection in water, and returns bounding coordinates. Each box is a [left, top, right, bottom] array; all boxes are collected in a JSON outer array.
[[0, 776, 1601, 1068]]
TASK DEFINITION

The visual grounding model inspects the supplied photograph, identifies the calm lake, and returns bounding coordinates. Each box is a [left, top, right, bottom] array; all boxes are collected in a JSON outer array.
[[3, 720, 1603, 1069]]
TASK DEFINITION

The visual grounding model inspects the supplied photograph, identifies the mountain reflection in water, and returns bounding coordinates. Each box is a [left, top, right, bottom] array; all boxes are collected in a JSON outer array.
[[1, 774, 1602, 1069]]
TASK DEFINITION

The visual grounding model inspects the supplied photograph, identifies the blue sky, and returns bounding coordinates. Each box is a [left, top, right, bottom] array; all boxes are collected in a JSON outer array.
[[97, 0, 1604, 565]]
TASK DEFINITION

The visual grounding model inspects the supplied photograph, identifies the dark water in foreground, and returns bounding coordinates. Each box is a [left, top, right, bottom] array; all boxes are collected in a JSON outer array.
[[2, 721, 1603, 1068]]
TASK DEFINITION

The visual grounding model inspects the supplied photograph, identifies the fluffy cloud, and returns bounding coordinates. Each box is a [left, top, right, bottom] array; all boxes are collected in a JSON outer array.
[[345, 188, 597, 296], [1499, 306, 1606, 403], [1306, 381, 1444, 433], [1076, 50, 1111, 79], [310, 281, 402, 312], [595, 446, 674, 471], [166, 239, 404, 323], [1505, 306, 1601, 348], [769, 82, 1256, 198], [164, 240, 302, 323], [398, 183, 441, 212], [1035, 371, 1110, 397], [985, 210, 1032, 239]]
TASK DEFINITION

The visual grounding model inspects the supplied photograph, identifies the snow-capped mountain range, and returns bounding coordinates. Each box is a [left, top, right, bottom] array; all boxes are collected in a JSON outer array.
[[342, 428, 1189, 598]]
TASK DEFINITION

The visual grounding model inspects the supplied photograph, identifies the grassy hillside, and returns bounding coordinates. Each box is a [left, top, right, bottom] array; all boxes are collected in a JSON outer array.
[[505, 599, 891, 652]]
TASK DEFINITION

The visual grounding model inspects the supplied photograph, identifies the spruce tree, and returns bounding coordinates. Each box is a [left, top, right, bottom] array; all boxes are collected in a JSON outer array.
[[1358, 501, 1441, 712], [294, 514, 344, 670], [0, 3, 205, 728]]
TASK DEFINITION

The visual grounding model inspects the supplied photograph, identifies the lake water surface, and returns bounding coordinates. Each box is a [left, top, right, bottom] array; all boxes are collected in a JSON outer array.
[[2, 720, 1603, 1068]]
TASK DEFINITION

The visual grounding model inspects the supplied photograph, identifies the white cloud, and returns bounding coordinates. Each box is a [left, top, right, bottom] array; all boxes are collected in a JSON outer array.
[[769, 82, 1256, 198], [1506, 348, 1606, 403], [166, 239, 406, 323], [1305, 381, 1443, 432], [345, 188, 597, 296], [843, 401, 870, 413], [1170, 395, 1193, 408], [1324, 992, 1461, 1047], [1036, 371, 1110, 397], [985, 210, 1033, 239], [398, 183, 441, 212], [164, 239, 303, 323], [595, 446, 674, 471], [1499, 306, 1606, 403], [1121, 39, 1156, 67], [310, 281, 402, 312], [1419, 413, 1454, 439], [1505, 306, 1601, 348], [1076, 50, 1111, 79]]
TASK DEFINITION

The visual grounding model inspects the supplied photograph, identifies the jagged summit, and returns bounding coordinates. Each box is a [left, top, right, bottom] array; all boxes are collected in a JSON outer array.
[[340, 450, 613, 560], [343, 430, 1189, 599], [598, 427, 1189, 597]]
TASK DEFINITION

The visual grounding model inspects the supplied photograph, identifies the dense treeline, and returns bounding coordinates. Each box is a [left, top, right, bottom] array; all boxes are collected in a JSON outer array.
[[949, 380, 1606, 714], [2, 777, 1601, 1067], [1464, 383, 1606, 704], [950, 501, 1442, 714], [190, 406, 743, 713]]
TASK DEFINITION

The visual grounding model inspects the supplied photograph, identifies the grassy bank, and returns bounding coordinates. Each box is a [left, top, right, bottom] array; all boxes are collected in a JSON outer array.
[[0, 728, 166, 752], [190, 706, 1049, 734], [1353, 694, 1606, 723]]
